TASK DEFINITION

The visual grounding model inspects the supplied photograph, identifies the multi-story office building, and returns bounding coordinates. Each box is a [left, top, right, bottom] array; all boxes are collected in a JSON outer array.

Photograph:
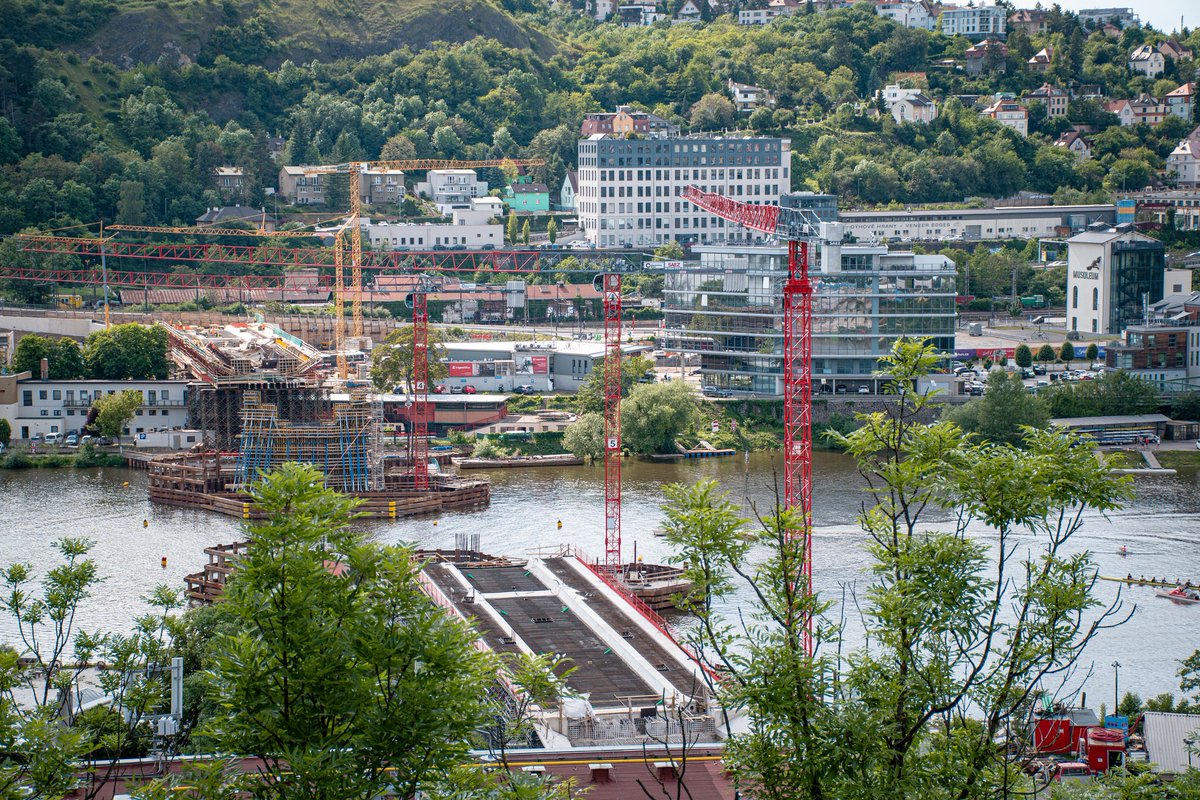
[[838, 203, 1114, 242], [661, 243, 957, 394], [1065, 225, 1182, 336], [576, 135, 790, 247]]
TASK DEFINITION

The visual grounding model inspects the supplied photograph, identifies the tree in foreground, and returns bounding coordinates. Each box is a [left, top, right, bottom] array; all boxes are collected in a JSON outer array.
[[200, 463, 495, 800], [661, 339, 1134, 800], [0, 539, 181, 799]]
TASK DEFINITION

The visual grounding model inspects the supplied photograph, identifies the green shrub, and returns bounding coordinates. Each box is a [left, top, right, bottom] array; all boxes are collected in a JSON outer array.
[[3, 452, 32, 469]]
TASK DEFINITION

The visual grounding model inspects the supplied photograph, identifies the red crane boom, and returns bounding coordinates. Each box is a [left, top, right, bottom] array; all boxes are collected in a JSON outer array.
[[682, 186, 816, 656]]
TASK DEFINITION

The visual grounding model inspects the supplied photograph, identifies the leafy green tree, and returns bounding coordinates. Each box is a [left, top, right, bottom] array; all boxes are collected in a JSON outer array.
[[507, 213, 519, 245], [204, 464, 494, 800], [1014, 343, 1033, 368], [1043, 371, 1160, 418], [654, 241, 685, 261], [83, 324, 169, 380], [546, 217, 557, 244], [369, 325, 449, 395], [562, 412, 604, 461], [689, 93, 735, 130], [0, 419, 9, 447], [1086, 342, 1100, 363], [665, 339, 1132, 800], [1172, 392, 1200, 422], [620, 380, 698, 455], [521, 218, 530, 245], [0, 539, 181, 797], [575, 354, 655, 414], [1037, 343, 1057, 364], [93, 389, 143, 439], [1060, 341, 1075, 368], [944, 370, 1049, 446]]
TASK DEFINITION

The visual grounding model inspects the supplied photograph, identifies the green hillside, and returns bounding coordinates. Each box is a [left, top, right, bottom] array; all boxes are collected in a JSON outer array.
[[12, 0, 555, 66]]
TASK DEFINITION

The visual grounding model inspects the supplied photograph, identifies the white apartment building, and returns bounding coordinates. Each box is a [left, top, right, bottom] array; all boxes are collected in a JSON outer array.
[[366, 206, 504, 250], [839, 203, 1115, 242], [981, 98, 1029, 136], [415, 169, 489, 213], [1168, 136, 1200, 187], [1128, 45, 1165, 77], [874, 0, 937, 31], [576, 134, 790, 248], [940, 4, 1006, 39], [0, 374, 190, 440]]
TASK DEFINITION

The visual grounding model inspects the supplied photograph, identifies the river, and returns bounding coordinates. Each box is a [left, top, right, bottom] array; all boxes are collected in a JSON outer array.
[[1, 452, 1197, 706]]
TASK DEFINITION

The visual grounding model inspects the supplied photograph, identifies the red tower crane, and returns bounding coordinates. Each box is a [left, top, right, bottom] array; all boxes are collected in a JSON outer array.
[[682, 186, 822, 655]]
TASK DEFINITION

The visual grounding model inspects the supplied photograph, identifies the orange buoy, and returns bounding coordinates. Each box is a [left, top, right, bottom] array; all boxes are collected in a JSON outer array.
[[143, 519, 149, 529], [557, 520, 563, 530], [160, 556, 167, 569]]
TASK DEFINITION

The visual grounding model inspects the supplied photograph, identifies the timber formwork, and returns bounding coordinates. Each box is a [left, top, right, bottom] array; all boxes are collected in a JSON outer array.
[[147, 453, 490, 519]]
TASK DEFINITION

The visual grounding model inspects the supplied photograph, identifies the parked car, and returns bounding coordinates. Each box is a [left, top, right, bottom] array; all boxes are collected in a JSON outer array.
[[44, 432, 63, 445], [449, 385, 463, 394], [513, 384, 535, 395], [857, 386, 871, 394], [701, 386, 731, 398], [1033, 365, 1047, 375], [461, 385, 477, 394], [65, 434, 78, 447]]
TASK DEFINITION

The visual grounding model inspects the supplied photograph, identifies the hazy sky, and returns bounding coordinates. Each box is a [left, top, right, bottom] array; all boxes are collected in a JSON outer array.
[[1048, 1, 1192, 34]]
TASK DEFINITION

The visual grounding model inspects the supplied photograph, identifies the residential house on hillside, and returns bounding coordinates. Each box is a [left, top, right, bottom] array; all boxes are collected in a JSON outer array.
[[1008, 8, 1048, 36], [1074, 84, 1106, 100], [1167, 130, 1200, 187], [581, 106, 680, 138], [1099, 23, 1122, 38], [674, 0, 703, 21], [965, 39, 1008, 75], [266, 136, 285, 162], [892, 92, 937, 124], [589, 0, 615, 20], [940, 3, 1006, 39], [416, 169, 488, 213], [1027, 47, 1054, 74], [361, 169, 405, 206], [727, 79, 775, 113], [1107, 94, 1169, 127], [1055, 130, 1093, 160], [874, 0, 938, 31], [1165, 83, 1195, 120], [1026, 83, 1069, 117], [981, 98, 1029, 136], [1129, 44, 1166, 77], [560, 171, 579, 212], [737, 0, 802, 24], [1076, 7, 1139, 28], [880, 84, 937, 124], [279, 166, 322, 204], [505, 176, 550, 214], [1159, 40, 1194, 63], [617, 1, 664, 26], [195, 206, 275, 231], [215, 167, 244, 199]]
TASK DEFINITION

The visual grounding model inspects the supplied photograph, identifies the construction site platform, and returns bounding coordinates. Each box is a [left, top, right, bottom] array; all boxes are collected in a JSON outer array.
[[419, 554, 712, 710]]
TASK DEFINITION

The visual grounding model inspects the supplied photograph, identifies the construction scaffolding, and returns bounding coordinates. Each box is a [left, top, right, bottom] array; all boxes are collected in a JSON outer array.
[[189, 381, 328, 451], [234, 390, 382, 493]]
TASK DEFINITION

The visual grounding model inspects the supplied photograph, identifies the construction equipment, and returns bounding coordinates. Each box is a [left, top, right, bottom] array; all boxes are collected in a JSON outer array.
[[682, 186, 825, 655], [302, 158, 544, 378]]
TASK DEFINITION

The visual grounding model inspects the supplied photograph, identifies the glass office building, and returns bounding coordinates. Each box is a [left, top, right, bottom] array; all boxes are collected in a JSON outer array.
[[661, 244, 957, 395]]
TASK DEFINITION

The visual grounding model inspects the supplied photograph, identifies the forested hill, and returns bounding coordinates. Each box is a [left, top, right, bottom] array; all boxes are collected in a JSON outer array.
[[0, 0, 554, 65], [1, 1, 1199, 256]]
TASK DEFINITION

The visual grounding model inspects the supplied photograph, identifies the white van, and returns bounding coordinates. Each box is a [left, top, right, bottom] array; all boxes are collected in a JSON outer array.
[[44, 432, 64, 445]]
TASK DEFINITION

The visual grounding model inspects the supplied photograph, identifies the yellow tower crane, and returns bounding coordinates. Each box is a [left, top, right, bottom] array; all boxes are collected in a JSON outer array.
[[304, 158, 545, 379]]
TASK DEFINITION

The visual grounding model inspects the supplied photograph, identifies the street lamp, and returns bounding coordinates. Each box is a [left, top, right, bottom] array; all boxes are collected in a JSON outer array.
[[1112, 661, 1122, 716], [554, 280, 564, 337]]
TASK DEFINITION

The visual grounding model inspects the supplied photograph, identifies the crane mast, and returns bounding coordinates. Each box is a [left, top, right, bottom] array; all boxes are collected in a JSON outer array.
[[682, 186, 818, 655]]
